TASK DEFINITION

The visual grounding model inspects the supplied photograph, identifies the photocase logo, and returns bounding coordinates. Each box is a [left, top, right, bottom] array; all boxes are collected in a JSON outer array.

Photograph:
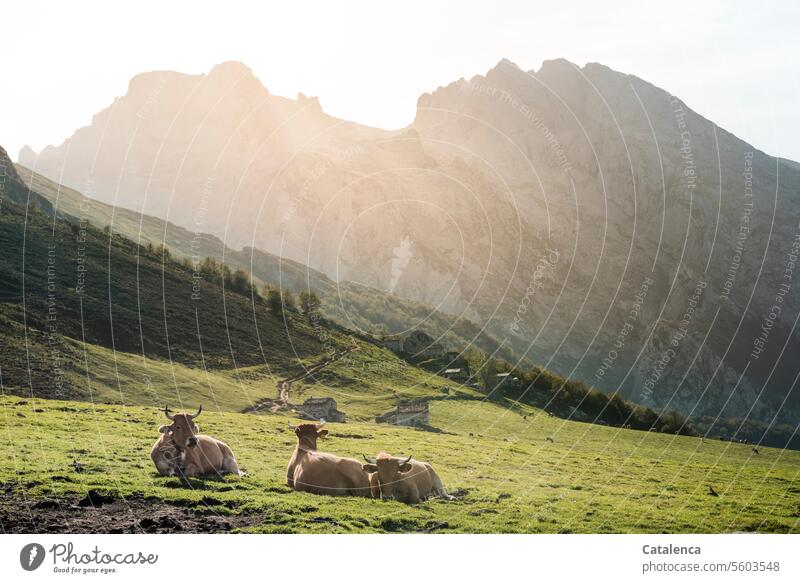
[[20, 543, 46, 571], [388, 236, 413, 293]]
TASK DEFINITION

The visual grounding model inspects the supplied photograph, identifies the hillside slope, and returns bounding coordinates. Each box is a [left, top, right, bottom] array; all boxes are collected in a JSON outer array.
[[13, 163, 515, 363], [20, 60, 800, 424], [0, 166, 479, 415]]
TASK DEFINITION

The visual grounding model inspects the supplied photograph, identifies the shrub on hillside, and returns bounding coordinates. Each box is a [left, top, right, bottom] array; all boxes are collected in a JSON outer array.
[[299, 290, 320, 313]]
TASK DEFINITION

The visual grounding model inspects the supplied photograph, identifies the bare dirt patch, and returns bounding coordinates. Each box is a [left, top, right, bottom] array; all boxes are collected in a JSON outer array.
[[0, 491, 263, 534]]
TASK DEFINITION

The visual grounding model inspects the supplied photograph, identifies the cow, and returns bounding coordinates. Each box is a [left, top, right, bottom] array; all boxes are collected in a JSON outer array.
[[286, 422, 371, 497], [154, 405, 242, 478], [361, 452, 448, 503], [150, 425, 181, 476]]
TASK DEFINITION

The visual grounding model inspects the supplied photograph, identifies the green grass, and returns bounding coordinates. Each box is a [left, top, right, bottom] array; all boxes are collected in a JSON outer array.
[[2, 395, 798, 533], [0, 307, 473, 417]]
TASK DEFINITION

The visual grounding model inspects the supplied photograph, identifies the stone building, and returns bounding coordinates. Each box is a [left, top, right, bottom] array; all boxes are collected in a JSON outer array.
[[379, 335, 404, 353], [396, 400, 429, 426], [443, 367, 470, 383], [375, 399, 430, 427], [487, 372, 522, 392], [299, 396, 346, 422], [402, 330, 444, 358]]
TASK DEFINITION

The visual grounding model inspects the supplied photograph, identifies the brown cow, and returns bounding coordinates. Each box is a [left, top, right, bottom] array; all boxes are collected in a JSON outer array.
[[286, 422, 370, 497], [150, 425, 181, 476], [362, 452, 448, 503], [158, 406, 242, 478]]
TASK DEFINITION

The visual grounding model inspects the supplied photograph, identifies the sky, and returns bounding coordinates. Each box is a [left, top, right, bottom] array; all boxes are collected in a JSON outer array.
[[3, 0, 799, 161]]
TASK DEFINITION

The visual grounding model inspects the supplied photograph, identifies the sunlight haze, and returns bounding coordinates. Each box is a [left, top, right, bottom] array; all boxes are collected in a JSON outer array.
[[3, 0, 798, 160]]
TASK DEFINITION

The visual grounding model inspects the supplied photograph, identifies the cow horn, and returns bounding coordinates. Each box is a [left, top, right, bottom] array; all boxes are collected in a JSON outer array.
[[316, 420, 326, 428], [363, 454, 377, 464], [287, 422, 298, 429], [398, 454, 412, 465], [190, 404, 202, 419], [164, 406, 174, 420]]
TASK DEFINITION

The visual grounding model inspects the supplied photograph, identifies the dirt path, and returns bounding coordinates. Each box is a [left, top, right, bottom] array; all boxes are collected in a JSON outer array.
[[244, 338, 359, 414]]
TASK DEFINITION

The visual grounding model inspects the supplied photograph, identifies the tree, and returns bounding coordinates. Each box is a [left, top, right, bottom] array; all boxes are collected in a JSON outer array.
[[299, 290, 321, 314], [229, 268, 250, 295], [282, 289, 295, 310], [266, 287, 283, 315], [479, 356, 499, 389], [199, 257, 219, 276]]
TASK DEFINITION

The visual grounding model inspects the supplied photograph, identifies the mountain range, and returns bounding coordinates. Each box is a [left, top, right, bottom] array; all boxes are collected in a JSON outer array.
[[18, 58, 800, 424]]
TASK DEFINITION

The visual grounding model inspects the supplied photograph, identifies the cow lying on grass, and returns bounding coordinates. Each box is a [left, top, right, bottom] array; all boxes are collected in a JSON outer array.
[[150, 426, 181, 476], [362, 452, 448, 503], [151, 405, 242, 478], [286, 422, 371, 497]]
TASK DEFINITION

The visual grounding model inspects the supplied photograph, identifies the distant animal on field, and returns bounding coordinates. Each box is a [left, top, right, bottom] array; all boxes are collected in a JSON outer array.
[[362, 452, 448, 503], [286, 422, 370, 497], [153, 405, 242, 478]]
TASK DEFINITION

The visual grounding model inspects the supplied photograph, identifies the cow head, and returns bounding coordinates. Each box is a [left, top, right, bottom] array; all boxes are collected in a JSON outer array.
[[361, 452, 412, 499], [163, 405, 202, 449], [288, 421, 327, 450]]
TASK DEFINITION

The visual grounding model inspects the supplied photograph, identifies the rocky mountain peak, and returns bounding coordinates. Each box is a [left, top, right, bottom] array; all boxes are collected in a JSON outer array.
[[207, 60, 264, 89], [0, 144, 21, 184], [17, 145, 36, 168], [209, 59, 253, 77]]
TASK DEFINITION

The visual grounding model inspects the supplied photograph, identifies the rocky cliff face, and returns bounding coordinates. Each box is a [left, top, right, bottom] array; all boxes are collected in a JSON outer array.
[[2, 144, 53, 213], [1, 145, 21, 184], [20, 59, 800, 423]]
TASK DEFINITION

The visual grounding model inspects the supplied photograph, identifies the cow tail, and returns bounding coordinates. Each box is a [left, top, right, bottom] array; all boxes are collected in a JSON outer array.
[[224, 455, 242, 476], [220, 443, 242, 476]]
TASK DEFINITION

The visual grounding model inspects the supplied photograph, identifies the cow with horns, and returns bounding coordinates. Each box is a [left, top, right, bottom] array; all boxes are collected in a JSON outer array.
[[286, 421, 371, 497], [151, 405, 242, 478], [362, 452, 448, 503]]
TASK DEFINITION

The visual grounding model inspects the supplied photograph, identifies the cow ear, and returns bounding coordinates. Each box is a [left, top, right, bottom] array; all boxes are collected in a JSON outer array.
[[317, 429, 329, 438], [399, 463, 412, 472], [158, 425, 171, 434], [362, 464, 378, 472]]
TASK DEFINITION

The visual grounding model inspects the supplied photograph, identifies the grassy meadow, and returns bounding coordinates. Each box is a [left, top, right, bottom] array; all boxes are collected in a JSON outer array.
[[1, 394, 798, 533]]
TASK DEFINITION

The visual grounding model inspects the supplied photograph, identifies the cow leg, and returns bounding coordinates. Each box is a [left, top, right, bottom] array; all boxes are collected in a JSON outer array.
[[350, 480, 370, 498], [182, 462, 203, 477], [154, 461, 175, 476], [219, 444, 242, 476], [408, 484, 421, 504]]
